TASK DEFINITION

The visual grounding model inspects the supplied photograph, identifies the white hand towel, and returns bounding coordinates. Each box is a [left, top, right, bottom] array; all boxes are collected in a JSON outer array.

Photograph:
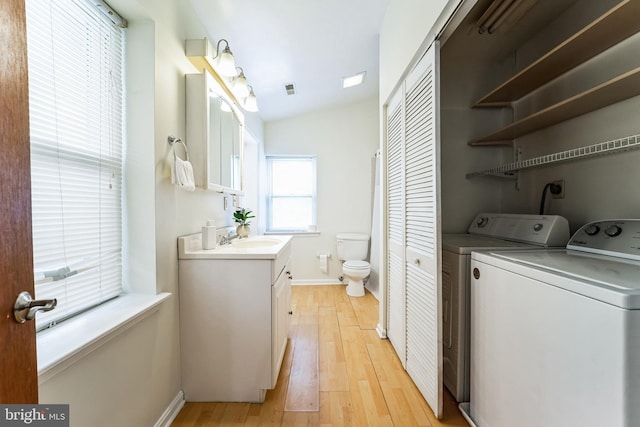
[[172, 150, 196, 191]]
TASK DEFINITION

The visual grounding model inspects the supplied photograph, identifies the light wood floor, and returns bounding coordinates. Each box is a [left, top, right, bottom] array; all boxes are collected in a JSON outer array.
[[172, 285, 469, 427]]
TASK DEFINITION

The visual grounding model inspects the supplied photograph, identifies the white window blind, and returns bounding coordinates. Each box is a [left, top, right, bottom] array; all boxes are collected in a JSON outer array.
[[25, 0, 125, 330], [267, 157, 317, 232]]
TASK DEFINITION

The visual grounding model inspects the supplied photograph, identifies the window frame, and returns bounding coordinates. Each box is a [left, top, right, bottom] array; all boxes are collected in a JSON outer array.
[[266, 156, 318, 233], [26, 0, 126, 331]]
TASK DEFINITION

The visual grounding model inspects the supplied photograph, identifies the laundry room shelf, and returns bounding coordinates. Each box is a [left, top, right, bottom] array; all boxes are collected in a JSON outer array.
[[473, 0, 640, 107], [469, 67, 640, 146], [466, 133, 640, 179]]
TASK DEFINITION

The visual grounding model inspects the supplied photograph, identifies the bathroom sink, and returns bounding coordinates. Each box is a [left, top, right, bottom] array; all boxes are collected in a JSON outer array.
[[178, 233, 292, 260], [231, 237, 282, 248]]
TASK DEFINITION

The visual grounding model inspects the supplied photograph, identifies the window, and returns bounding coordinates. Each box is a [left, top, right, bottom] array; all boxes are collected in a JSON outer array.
[[267, 157, 317, 232], [26, 0, 126, 330]]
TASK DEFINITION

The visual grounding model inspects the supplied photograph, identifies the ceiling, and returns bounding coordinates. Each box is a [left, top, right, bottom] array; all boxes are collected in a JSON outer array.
[[187, 0, 390, 122]]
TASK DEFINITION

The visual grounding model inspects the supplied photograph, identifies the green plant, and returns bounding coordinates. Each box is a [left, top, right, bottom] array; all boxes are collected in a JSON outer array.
[[233, 208, 255, 226]]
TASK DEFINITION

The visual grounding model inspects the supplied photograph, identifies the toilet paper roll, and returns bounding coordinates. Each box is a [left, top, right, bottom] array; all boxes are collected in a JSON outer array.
[[319, 254, 328, 273]]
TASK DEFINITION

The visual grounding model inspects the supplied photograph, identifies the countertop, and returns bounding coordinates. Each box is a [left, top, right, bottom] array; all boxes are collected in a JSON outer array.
[[178, 233, 292, 260]]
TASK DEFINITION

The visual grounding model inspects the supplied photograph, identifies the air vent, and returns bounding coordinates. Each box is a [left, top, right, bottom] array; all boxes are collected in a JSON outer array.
[[285, 83, 295, 95]]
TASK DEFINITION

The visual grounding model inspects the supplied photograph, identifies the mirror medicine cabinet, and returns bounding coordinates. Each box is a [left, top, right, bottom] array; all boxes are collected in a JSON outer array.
[[186, 70, 244, 194]]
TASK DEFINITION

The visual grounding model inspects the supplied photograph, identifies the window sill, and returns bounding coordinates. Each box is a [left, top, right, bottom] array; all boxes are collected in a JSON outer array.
[[37, 292, 171, 384]]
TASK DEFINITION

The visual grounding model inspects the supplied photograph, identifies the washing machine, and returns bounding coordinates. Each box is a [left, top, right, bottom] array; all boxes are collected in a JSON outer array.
[[442, 213, 570, 402], [464, 219, 640, 427]]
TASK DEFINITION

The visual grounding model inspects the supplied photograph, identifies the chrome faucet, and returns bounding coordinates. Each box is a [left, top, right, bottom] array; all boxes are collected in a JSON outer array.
[[219, 232, 238, 246]]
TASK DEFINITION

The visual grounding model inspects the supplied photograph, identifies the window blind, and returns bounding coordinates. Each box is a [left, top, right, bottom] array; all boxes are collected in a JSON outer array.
[[25, 0, 125, 330]]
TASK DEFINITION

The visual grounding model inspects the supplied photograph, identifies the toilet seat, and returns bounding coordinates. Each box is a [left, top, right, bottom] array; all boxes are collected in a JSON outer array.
[[344, 260, 370, 270]]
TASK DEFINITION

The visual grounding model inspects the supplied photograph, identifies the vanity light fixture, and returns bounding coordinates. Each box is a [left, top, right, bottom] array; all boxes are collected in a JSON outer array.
[[243, 86, 259, 112], [233, 67, 250, 98], [213, 39, 237, 77], [185, 38, 259, 114], [342, 71, 366, 88]]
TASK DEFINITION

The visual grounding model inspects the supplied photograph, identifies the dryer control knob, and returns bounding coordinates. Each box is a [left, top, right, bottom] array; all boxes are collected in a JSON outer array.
[[605, 225, 622, 237], [533, 223, 543, 232], [584, 224, 600, 236]]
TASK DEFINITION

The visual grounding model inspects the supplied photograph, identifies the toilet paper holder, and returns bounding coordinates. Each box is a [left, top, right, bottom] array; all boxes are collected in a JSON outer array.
[[317, 252, 331, 274]]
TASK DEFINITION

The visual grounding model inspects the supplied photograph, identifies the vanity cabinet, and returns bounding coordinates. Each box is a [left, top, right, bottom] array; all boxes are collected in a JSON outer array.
[[177, 235, 292, 403], [272, 263, 292, 386]]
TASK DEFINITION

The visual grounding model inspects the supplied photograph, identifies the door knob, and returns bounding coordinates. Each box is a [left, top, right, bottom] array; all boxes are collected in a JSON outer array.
[[13, 291, 57, 324]]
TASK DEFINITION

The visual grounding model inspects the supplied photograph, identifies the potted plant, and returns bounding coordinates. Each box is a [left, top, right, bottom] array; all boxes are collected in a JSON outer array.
[[233, 208, 255, 238]]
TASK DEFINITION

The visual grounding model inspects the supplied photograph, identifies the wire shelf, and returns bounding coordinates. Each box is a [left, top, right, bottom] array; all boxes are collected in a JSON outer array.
[[466, 133, 640, 179]]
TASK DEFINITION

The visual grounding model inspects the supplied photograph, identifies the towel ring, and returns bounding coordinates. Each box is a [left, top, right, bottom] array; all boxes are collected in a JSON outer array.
[[168, 136, 189, 161]]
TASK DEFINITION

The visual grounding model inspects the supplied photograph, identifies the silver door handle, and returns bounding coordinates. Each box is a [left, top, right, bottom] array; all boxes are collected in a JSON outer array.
[[14, 291, 57, 323]]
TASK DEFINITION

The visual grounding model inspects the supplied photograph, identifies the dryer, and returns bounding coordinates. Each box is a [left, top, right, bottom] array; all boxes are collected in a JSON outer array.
[[465, 219, 640, 427], [442, 213, 569, 402]]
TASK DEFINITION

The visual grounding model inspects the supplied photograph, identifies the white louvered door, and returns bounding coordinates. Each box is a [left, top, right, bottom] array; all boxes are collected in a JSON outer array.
[[404, 42, 442, 418], [385, 89, 406, 364], [384, 41, 442, 418]]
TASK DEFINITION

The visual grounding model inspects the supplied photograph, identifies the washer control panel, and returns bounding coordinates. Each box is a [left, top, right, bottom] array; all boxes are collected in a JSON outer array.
[[468, 213, 570, 247], [567, 219, 640, 260]]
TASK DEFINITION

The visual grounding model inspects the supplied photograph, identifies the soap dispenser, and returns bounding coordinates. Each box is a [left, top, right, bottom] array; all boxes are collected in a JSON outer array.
[[202, 220, 217, 249]]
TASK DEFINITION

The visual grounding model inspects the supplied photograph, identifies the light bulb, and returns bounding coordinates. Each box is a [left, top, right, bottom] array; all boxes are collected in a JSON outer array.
[[233, 69, 250, 98], [217, 46, 237, 77], [244, 88, 258, 112]]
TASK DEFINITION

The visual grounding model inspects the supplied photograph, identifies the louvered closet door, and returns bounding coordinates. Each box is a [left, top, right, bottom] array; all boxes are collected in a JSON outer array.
[[385, 89, 406, 364], [404, 41, 442, 418]]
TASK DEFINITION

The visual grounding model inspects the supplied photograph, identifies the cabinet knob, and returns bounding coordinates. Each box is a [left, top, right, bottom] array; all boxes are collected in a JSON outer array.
[[288, 310, 293, 315]]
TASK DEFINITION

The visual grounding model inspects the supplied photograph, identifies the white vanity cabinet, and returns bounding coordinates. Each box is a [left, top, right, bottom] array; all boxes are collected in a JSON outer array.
[[177, 234, 292, 403], [271, 260, 292, 387]]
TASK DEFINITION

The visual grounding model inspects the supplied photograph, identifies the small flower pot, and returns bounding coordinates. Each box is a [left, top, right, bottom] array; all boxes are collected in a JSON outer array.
[[236, 224, 250, 238]]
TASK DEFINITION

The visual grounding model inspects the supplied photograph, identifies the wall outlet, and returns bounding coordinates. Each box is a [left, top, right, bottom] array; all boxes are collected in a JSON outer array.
[[551, 180, 564, 199]]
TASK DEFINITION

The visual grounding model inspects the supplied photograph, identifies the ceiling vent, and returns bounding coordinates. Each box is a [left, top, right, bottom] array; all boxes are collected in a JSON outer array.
[[285, 83, 296, 96]]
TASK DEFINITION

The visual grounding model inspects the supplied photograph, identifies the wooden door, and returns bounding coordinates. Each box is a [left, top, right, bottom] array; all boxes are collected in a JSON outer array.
[[0, 0, 39, 403], [403, 41, 442, 418]]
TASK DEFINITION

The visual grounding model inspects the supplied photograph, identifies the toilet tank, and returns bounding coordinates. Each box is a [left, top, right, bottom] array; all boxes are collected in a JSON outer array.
[[336, 233, 370, 261]]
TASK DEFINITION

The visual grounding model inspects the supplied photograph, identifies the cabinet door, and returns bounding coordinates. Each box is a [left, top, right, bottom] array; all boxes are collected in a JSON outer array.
[[384, 40, 443, 418], [272, 264, 290, 387], [386, 88, 406, 364], [404, 41, 442, 419]]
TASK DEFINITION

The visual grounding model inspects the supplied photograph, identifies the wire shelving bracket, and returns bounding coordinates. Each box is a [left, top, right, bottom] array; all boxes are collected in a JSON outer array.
[[466, 134, 640, 179]]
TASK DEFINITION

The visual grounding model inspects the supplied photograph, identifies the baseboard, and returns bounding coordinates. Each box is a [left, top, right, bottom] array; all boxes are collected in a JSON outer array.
[[376, 324, 387, 339], [292, 279, 344, 285], [154, 390, 185, 427]]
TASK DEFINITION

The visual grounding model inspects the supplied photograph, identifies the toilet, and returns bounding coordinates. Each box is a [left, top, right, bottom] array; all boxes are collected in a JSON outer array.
[[336, 233, 371, 297]]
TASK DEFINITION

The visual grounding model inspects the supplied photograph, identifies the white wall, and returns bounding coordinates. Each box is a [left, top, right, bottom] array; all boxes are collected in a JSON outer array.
[[265, 97, 379, 283], [37, 0, 264, 425], [379, 0, 460, 104], [440, 48, 513, 232]]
